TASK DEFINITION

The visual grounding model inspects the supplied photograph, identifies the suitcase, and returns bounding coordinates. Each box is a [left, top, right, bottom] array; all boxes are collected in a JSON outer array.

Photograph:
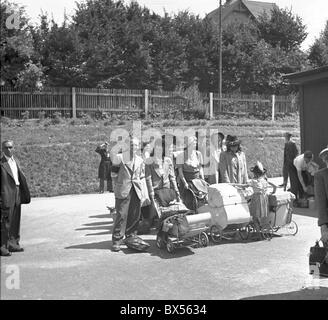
[[309, 241, 328, 277]]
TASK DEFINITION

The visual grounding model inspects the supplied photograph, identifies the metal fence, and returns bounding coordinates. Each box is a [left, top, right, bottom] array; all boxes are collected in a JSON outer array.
[[0, 86, 297, 119]]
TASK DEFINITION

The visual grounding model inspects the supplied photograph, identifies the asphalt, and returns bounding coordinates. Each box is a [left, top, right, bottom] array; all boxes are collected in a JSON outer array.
[[1, 178, 328, 300]]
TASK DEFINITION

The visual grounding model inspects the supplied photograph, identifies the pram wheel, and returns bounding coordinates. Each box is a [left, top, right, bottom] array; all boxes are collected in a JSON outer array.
[[239, 225, 251, 240], [210, 225, 222, 243], [286, 220, 298, 236], [199, 232, 209, 247], [156, 232, 165, 249], [261, 224, 274, 240], [166, 239, 175, 253]]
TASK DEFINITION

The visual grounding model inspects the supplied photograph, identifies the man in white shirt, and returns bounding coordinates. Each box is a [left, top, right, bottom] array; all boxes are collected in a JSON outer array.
[[1, 140, 30, 256], [293, 151, 318, 199]]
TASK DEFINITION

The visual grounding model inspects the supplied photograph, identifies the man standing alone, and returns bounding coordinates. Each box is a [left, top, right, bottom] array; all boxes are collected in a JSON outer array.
[[1, 140, 30, 256], [281, 132, 298, 191]]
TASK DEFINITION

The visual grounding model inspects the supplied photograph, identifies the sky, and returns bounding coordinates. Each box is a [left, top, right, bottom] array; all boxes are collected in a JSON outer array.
[[13, 0, 328, 50]]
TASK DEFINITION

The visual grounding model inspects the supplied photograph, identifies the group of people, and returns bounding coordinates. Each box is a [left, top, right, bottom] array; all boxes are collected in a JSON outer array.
[[1, 134, 327, 257], [281, 132, 319, 202], [95, 133, 278, 252]]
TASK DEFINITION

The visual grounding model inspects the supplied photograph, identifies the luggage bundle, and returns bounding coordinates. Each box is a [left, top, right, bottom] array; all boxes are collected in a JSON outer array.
[[198, 184, 251, 230], [164, 212, 212, 238], [267, 191, 295, 227]]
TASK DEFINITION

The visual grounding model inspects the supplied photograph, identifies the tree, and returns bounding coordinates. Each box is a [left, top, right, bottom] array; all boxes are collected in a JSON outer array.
[[0, 1, 36, 86], [257, 7, 307, 51], [308, 20, 328, 68]]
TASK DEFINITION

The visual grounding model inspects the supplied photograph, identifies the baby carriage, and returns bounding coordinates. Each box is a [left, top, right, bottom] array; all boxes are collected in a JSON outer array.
[[198, 184, 252, 243], [244, 190, 297, 240], [267, 191, 298, 236], [156, 203, 211, 253]]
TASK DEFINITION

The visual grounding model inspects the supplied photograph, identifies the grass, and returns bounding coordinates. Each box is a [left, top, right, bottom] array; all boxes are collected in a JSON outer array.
[[1, 115, 300, 197]]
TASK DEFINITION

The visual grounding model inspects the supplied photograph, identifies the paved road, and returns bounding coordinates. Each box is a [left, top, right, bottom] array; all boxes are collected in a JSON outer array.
[[1, 183, 328, 300]]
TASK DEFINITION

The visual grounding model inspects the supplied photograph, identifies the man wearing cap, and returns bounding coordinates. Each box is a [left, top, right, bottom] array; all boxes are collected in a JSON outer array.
[[1, 140, 31, 256], [314, 147, 328, 246], [281, 132, 298, 191]]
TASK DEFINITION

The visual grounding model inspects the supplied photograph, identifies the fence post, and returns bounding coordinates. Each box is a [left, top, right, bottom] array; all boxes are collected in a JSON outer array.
[[209, 92, 214, 119], [271, 94, 275, 122], [72, 87, 76, 119], [144, 89, 149, 119]]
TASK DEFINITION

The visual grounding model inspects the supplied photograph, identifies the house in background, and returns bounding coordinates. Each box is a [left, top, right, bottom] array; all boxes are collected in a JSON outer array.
[[207, 0, 278, 28], [284, 66, 328, 168]]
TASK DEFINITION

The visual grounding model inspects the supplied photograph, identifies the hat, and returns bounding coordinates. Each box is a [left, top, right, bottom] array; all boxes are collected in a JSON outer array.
[[319, 146, 328, 159], [226, 135, 241, 146], [250, 161, 267, 175]]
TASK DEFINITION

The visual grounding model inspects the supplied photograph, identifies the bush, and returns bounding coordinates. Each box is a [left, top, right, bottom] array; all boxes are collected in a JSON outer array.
[[52, 112, 62, 125], [38, 111, 46, 121], [21, 111, 30, 121]]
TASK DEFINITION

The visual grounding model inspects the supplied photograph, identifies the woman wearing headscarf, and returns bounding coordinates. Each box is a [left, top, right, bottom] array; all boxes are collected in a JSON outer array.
[[176, 135, 208, 209], [219, 135, 248, 184]]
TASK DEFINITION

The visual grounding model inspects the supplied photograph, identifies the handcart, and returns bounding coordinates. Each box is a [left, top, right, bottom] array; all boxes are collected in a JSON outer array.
[[156, 204, 211, 254]]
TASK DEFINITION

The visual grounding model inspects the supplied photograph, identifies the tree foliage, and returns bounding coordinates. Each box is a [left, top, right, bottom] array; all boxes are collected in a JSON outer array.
[[308, 20, 328, 68], [1, 0, 310, 94]]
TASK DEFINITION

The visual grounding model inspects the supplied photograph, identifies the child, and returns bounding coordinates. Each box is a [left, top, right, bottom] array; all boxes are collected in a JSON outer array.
[[248, 161, 277, 227]]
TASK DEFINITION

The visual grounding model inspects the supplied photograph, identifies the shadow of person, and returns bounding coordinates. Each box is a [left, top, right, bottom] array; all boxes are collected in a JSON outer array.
[[240, 287, 328, 300], [65, 240, 112, 250]]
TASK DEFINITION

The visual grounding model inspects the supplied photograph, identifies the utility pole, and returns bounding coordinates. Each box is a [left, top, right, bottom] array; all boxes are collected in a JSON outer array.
[[218, 0, 223, 111]]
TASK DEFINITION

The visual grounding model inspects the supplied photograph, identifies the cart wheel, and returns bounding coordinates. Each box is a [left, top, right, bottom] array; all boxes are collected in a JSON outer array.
[[261, 224, 274, 240], [199, 232, 209, 247], [166, 239, 175, 253], [239, 225, 251, 240], [286, 220, 298, 236], [210, 225, 222, 243], [156, 233, 165, 249]]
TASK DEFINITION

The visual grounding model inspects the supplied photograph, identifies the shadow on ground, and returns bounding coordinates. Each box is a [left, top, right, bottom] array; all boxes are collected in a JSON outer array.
[[241, 287, 328, 300]]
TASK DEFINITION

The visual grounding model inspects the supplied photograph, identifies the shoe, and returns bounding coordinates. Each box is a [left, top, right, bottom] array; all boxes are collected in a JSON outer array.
[[8, 246, 24, 252], [0, 247, 12, 256], [111, 243, 121, 252]]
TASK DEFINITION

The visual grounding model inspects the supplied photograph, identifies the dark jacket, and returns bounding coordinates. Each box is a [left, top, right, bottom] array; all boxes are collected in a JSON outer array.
[[314, 168, 328, 227], [1, 156, 30, 213], [284, 140, 298, 165], [95, 145, 112, 180]]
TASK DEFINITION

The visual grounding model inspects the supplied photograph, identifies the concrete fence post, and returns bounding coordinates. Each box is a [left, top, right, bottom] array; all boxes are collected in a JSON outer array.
[[72, 87, 76, 119], [209, 92, 214, 119], [271, 94, 275, 122], [144, 89, 149, 119]]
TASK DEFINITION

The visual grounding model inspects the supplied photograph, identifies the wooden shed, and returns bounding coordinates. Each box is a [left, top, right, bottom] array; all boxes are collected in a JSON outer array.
[[285, 65, 328, 168]]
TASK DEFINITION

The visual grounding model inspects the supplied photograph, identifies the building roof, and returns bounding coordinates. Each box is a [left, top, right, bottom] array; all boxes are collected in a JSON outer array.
[[243, 1, 277, 19], [207, 0, 277, 21], [284, 65, 328, 85]]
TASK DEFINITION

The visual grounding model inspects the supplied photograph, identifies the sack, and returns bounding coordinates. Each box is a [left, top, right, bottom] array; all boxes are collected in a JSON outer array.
[[155, 188, 176, 207], [309, 241, 328, 277], [169, 215, 190, 237], [125, 236, 150, 252], [268, 192, 294, 207]]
